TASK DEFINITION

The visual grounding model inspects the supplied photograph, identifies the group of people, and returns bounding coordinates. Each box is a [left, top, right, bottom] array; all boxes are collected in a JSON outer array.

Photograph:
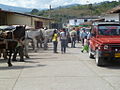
[[11, 27, 90, 62], [52, 28, 67, 54], [51, 27, 91, 54]]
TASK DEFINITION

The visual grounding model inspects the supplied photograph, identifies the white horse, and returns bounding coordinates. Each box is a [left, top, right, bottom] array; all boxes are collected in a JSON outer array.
[[24, 29, 43, 57], [24, 28, 56, 57], [42, 29, 56, 50]]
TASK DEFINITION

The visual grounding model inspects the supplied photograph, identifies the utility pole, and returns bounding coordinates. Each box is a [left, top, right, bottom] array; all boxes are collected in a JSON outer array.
[[49, 5, 52, 28], [49, 5, 51, 18], [89, 4, 92, 16], [118, 0, 120, 23], [87, 1, 92, 16]]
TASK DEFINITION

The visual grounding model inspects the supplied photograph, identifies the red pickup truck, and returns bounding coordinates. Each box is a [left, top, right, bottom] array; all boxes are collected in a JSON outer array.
[[89, 22, 120, 66]]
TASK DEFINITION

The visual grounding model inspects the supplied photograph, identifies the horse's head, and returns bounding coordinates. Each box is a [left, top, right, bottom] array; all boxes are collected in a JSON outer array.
[[13, 25, 26, 40]]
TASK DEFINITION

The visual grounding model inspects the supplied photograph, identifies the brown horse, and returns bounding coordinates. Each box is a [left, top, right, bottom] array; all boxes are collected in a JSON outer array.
[[0, 25, 26, 67]]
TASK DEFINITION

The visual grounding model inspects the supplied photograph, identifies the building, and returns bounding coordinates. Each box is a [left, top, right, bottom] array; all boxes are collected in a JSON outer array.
[[102, 13, 119, 22], [102, 5, 120, 22], [0, 9, 55, 29], [68, 17, 99, 26]]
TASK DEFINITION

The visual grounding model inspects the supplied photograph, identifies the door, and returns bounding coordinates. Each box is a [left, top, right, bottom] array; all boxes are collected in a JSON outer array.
[[35, 21, 43, 29]]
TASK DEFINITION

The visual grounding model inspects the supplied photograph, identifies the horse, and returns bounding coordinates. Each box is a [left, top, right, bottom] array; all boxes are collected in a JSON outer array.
[[42, 29, 57, 50], [24, 28, 56, 57], [24, 29, 44, 59], [0, 25, 26, 67], [25, 28, 56, 50]]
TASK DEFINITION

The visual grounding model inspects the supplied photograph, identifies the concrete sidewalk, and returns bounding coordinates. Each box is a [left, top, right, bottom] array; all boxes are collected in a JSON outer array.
[[0, 42, 119, 90]]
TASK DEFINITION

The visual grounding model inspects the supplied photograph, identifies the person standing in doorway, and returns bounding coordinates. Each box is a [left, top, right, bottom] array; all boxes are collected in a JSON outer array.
[[52, 30, 58, 53], [60, 28, 67, 54]]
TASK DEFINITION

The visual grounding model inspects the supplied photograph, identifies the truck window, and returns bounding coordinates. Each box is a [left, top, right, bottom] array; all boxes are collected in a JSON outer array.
[[98, 26, 120, 35]]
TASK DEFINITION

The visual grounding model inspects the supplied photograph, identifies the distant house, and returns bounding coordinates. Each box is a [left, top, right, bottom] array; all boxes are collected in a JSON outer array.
[[68, 17, 99, 26], [102, 5, 120, 22], [0, 9, 55, 29], [102, 13, 119, 22]]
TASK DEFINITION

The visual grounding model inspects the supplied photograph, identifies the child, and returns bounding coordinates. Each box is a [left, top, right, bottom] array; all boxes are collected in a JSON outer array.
[[81, 36, 89, 53]]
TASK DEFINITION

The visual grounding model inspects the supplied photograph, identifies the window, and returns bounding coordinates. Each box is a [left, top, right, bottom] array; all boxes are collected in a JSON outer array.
[[98, 26, 120, 35], [35, 21, 43, 29], [84, 19, 88, 22], [74, 19, 77, 23]]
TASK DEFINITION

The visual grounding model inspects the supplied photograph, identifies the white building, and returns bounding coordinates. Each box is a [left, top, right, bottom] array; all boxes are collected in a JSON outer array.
[[102, 5, 120, 22], [102, 13, 119, 22], [68, 17, 98, 26]]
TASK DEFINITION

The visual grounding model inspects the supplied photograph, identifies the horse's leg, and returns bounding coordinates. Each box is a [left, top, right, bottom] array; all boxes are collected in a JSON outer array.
[[3, 49, 7, 60], [8, 50, 12, 67], [33, 39, 37, 52], [30, 40, 34, 50], [40, 40, 42, 48], [36, 39, 40, 48], [0, 50, 1, 58], [44, 37, 48, 50], [24, 39, 29, 58]]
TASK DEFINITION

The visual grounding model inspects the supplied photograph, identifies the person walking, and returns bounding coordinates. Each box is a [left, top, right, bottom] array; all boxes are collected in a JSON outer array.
[[12, 38, 24, 62], [80, 28, 88, 46], [87, 31, 91, 46], [65, 28, 70, 47], [70, 28, 77, 48], [52, 30, 58, 53], [76, 28, 80, 43], [81, 36, 89, 53], [60, 28, 67, 54]]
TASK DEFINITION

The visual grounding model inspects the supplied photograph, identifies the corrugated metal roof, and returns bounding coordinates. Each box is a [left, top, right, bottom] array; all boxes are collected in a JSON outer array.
[[107, 5, 120, 14], [0, 9, 53, 20]]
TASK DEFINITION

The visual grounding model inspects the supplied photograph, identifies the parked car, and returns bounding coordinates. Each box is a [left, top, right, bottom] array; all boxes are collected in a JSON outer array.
[[89, 22, 120, 66]]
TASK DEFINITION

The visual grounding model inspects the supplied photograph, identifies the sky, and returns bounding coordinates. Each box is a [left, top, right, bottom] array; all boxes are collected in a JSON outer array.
[[0, 0, 119, 9]]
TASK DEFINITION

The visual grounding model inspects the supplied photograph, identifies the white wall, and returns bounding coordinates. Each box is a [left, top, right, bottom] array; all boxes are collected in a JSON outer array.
[[69, 18, 96, 25], [103, 14, 119, 21]]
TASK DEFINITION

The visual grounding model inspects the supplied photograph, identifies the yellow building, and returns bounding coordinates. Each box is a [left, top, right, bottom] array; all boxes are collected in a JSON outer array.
[[0, 9, 54, 29]]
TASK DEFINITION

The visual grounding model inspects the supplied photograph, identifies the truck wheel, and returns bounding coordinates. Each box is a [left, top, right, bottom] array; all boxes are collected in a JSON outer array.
[[89, 47, 94, 59], [95, 50, 105, 66]]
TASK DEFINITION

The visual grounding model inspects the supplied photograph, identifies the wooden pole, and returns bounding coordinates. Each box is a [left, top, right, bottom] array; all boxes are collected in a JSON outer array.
[[119, 0, 120, 24]]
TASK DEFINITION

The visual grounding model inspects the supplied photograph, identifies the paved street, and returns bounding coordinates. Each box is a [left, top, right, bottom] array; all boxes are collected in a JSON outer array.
[[1, 42, 120, 90]]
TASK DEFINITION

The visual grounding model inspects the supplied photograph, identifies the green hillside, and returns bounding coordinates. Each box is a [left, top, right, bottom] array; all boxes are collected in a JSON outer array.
[[30, 1, 120, 22]]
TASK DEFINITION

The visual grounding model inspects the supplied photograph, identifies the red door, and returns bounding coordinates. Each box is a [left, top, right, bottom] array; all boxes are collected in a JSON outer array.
[[35, 21, 43, 29]]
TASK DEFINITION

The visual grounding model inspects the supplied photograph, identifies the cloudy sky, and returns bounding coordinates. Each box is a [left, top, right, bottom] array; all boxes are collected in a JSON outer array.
[[0, 0, 118, 9]]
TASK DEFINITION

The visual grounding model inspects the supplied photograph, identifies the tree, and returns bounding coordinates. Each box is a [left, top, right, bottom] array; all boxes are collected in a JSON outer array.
[[31, 9, 39, 14]]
